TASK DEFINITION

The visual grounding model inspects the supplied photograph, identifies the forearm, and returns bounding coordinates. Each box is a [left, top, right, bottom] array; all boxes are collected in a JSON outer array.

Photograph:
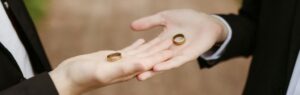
[[49, 70, 79, 95]]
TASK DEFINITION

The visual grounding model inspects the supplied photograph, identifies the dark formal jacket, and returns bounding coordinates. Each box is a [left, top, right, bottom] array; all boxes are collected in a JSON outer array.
[[198, 0, 300, 94], [0, 0, 58, 94]]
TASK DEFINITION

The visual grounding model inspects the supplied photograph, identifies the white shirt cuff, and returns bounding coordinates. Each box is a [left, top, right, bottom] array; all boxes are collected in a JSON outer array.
[[201, 15, 233, 60]]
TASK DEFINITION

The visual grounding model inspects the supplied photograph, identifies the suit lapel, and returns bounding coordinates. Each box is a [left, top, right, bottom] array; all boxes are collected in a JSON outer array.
[[5, 0, 51, 74], [286, 0, 300, 88]]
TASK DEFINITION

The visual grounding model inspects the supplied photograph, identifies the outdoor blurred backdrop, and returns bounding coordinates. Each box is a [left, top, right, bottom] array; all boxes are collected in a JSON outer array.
[[24, 0, 250, 95]]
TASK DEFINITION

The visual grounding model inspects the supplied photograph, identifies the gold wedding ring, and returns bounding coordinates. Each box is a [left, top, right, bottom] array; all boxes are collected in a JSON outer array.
[[173, 34, 186, 46], [107, 52, 122, 62]]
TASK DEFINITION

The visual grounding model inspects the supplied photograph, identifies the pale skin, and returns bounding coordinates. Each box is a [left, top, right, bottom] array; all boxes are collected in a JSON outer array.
[[49, 9, 228, 95], [131, 9, 228, 80], [50, 38, 174, 95]]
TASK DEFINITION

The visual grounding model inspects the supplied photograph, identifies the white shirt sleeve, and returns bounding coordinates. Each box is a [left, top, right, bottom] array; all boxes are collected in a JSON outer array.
[[201, 15, 233, 60], [0, 1, 34, 79]]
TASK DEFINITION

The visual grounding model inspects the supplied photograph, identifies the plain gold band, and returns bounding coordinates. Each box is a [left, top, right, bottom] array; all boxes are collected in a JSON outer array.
[[173, 34, 186, 46], [107, 52, 122, 62]]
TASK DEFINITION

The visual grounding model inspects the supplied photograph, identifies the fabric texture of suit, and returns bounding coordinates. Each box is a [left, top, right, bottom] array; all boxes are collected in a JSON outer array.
[[0, 0, 58, 94], [198, 0, 300, 94]]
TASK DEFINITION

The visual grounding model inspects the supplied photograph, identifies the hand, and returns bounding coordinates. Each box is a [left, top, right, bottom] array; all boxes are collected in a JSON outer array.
[[131, 9, 228, 80], [49, 38, 173, 95]]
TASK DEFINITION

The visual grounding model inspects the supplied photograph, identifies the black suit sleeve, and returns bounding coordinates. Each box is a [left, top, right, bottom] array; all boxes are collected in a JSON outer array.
[[198, 0, 261, 68], [0, 72, 59, 95]]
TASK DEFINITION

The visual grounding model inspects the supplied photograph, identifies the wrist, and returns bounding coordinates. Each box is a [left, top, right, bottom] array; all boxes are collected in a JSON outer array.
[[49, 69, 82, 95], [210, 15, 229, 43]]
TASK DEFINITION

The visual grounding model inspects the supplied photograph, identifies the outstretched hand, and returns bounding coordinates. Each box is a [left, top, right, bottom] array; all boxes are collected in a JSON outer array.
[[50, 38, 173, 95], [131, 9, 228, 80]]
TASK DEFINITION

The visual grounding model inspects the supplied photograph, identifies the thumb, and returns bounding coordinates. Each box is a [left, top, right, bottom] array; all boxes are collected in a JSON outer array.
[[131, 13, 166, 31]]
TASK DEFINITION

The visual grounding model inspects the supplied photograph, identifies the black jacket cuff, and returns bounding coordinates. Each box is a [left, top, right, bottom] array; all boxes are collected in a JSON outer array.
[[0, 72, 59, 95]]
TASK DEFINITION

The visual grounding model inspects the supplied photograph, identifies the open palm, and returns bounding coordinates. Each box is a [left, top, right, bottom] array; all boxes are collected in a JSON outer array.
[[50, 38, 174, 95], [131, 9, 227, 80]]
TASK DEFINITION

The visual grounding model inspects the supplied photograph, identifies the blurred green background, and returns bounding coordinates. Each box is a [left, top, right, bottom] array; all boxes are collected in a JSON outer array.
[[24, 0, 47, 22]]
